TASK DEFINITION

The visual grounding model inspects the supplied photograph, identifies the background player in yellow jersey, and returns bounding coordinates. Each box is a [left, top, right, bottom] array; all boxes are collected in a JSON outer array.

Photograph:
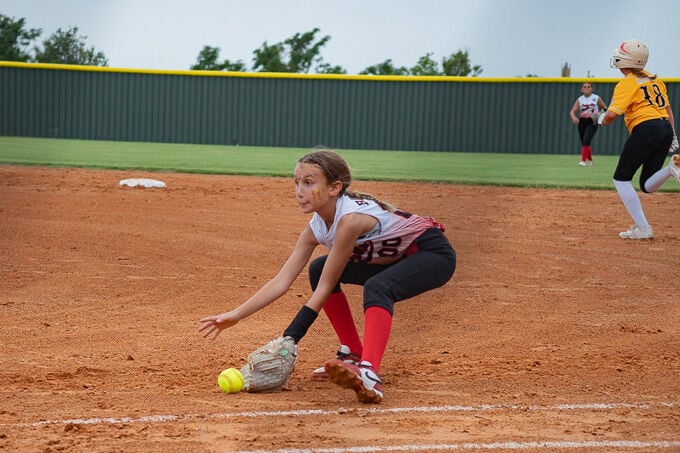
[[598, 39, 680, 239]]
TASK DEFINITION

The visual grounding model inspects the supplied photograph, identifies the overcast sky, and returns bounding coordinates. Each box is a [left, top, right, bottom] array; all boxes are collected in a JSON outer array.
[[3, 0, 680, 78]]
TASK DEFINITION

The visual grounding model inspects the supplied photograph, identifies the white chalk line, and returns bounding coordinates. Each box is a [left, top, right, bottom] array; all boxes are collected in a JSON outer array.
[[232, 440, 680, 452], [4, 400, 678, 428]]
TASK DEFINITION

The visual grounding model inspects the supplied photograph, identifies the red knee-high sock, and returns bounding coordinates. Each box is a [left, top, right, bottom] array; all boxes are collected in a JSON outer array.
[[581, 146, 589, 162], [584, 145, 592, 161], [361, 306, 393, 372], [323, 292, 363, 356]]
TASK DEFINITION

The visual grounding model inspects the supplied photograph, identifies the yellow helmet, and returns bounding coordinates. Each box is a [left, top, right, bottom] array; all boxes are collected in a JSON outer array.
[[610, 39, 648, 69]]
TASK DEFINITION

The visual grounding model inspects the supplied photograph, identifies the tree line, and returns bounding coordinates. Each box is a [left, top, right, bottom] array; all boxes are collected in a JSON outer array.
[[1, 15, 482, 76], [0, 14, 107, 65], [191, 27, 482, 76]]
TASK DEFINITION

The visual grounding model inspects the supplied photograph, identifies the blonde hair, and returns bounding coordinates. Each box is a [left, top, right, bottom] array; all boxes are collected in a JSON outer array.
[[297, 148, 395, 212]]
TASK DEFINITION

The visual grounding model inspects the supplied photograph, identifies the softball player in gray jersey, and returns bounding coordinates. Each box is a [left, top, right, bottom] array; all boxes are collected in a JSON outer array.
[[200, 149, 456, 403]]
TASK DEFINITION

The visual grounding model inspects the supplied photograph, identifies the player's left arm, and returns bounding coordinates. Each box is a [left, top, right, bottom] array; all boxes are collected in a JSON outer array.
[[666, 105, 676, 134], [600, 79, 635, 126], [598, 93, 619, 126], [667, 105, 678, 153], [304, 213, 377, 313], [598, 109, 618, 126], [597, 96, 608, 111]]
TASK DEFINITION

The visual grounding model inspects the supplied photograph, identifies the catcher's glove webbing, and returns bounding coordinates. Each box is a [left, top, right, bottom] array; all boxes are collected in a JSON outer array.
[[240, 336, 297, 393]]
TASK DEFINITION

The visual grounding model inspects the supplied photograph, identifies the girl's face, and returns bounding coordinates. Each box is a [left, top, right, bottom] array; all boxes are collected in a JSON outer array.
[[581, 83, 593, 95], [293, 163, 340, 214]]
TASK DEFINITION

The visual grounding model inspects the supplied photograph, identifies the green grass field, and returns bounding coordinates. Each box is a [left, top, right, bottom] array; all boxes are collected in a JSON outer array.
[[1, 136, 677, 191]]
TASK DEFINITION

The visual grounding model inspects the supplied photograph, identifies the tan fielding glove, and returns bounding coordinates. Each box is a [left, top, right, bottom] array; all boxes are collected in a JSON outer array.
[[240, 336, 297, 393]]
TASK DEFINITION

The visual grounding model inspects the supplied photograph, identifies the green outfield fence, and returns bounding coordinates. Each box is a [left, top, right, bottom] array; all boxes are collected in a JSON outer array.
[[1, 62, 678, 155]]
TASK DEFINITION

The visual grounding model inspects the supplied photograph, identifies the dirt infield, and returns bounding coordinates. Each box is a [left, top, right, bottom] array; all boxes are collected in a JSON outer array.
[[1, 165, 679, 452]]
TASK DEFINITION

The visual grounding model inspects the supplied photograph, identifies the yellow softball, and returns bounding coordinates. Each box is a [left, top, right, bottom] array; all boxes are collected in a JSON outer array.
[[217, 367, 244, 394]]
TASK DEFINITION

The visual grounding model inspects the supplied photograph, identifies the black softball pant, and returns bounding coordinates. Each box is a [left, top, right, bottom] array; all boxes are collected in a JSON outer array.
[[613, 118, 673, 193], [308, 228, 456, 315], [578, 118, 598, 146]]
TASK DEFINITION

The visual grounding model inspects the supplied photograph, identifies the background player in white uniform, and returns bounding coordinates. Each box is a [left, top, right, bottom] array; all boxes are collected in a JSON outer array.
[[200, 149, 456, 403], [569, 82, 607, 166]]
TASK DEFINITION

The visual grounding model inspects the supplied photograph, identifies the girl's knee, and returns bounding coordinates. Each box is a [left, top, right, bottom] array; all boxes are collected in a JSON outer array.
[[362, 279, 394, 314]]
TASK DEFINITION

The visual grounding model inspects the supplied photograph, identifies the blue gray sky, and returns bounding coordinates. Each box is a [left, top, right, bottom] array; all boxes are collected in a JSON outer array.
[[2, 0, 679, 77]]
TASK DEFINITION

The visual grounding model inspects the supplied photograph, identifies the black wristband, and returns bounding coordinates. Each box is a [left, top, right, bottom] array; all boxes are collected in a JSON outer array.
[[282, 305, 318, 343]]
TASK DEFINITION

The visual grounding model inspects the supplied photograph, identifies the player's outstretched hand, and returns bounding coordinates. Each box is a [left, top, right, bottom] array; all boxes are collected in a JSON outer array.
[[199, 312, 240, 340]]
